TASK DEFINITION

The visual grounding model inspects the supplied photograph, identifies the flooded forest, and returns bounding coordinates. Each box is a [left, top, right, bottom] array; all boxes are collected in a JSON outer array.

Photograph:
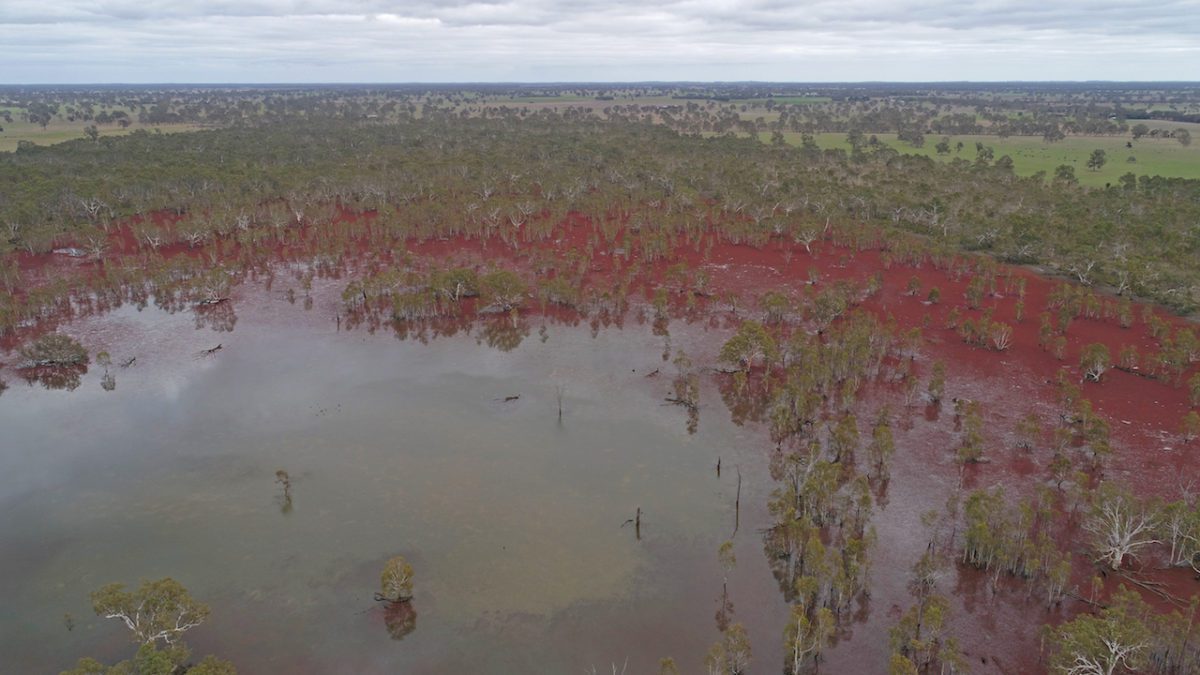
[[2, 84, 1200, 674]]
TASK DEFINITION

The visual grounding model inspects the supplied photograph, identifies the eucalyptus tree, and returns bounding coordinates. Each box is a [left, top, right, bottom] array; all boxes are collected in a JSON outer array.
[[1084, 485, 1160, 570], [91, 578, 210, 646], [378, 556, 415, 602], [1045, 587, 1151, 675]]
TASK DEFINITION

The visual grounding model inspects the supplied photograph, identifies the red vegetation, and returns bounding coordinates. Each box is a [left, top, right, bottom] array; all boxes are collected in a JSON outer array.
[[3, 207, 1198, 673]]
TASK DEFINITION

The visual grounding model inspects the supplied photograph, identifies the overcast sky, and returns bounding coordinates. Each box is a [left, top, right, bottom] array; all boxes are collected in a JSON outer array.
[[1, 0, 1198, 83]]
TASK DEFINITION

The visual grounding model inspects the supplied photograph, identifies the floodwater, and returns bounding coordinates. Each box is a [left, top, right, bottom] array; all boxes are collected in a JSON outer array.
[[0, 286, 789, 674], [7, 237, 1196, 674]]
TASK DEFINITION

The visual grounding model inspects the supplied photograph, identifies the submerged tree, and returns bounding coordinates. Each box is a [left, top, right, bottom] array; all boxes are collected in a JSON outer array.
[[957, 401, 986, 464], [705, 622, 752, 675], [378, 556, 415, 603], [1045, 586, 1150, 675], [1084, 485, 1159, 570], [719, 321, 778, 373], [927, 361, 946, 404], [1079, 344, 1111, 382], [867, 408, 896, 480], [62, 643, 237, 675], [783, 603, 834, 674], [91, 578, 211, 646], [1182, 411, 1200, 444]]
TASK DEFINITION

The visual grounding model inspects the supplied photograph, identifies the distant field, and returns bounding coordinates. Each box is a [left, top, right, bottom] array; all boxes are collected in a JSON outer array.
[[757, 130, 1200, 187], [745, 96, 833, 105], [0, 108, 202, 152], [503, 94, 593, 103]]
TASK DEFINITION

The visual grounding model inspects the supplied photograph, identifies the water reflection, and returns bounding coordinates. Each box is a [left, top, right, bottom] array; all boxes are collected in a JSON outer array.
[[19, 364, 87, 391], [0, 295, 783, 674], [383, 601, 417, 642], [275, 470, 293, 515], [476, 313, 529, 352], [193, 300, 238, 332]]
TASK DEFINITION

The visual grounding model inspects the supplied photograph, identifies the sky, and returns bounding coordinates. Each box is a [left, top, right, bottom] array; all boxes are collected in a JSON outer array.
[[1, 0, 1198, 83]]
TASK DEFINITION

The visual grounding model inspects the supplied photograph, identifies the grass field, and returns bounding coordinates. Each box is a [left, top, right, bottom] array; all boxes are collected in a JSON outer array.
[[503, 94, 593, 103], [743, 96, 833, 105], [0, 108, 203, 153], [757, 130, 1200, 187]]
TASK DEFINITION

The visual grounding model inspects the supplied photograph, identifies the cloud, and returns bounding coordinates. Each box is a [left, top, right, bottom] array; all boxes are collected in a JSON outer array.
[[0, 0, 1197, 82]]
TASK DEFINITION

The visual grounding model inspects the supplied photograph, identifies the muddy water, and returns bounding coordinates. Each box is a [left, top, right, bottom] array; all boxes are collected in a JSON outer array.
[[8, 236, 1196, 674], [0, 292, 788, 674]]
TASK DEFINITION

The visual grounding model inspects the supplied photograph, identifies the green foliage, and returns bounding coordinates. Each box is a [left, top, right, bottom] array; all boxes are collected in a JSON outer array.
[[1183, 410, 1200, 443], [718, 540, 736, 573], [91, 578, 210, 646], [1053, 164, 1077, 184], [61, 643, 236, 675], [186, 657, 238, 675], [888, 593, 958, 672], [379, 555, 414, 602], [964, 275, 985, 309], [759, 290, 792, 323], [887, 654, 919, 675], [70, 579, 232, 675], [927, 361, 946, 403], [3, 109, 1200, 319], [868, 409, 896, 479], [956, 400, 985, 463], [1084, 483, 1159, 570], [1045, 586, 1151, 674], [828, 413, 859, 464], [783, 603, 834, 674], [960, 486, 1068, 602], [19, 333, 89, 367], [704, 622, 752, 675], [1014, 411, 1042, 450], [478, 269, 527, 311], [429, 268, 479, 302], [1079, 343, 1111, 382], [719, 321, 777, 372], [537, 276, 581, 309]]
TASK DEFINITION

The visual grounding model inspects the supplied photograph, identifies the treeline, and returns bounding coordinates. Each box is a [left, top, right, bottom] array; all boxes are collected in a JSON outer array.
[[6, 83, 1196, 144], [1, 113, 1198, 319]]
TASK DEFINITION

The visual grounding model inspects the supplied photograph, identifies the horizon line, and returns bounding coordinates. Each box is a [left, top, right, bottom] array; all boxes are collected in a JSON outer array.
[[3, 80, 1200, 87]]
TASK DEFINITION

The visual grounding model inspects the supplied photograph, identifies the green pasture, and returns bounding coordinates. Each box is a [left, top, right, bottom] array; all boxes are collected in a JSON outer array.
[[758, 130, 1200, 187], [0, 107, 203, 152]]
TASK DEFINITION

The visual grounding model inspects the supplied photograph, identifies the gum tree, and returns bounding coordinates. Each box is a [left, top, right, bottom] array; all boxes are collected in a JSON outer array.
[[378, 556, 415, 602], [1079, 344, 1111, 382], [1045, 586, 1150, 675], [1084, 485, 1159, 570], [479, 269, 527, 312], [91, 578, 210, 646], [719, 321, 778, 373], [783, 603, 834, 674]]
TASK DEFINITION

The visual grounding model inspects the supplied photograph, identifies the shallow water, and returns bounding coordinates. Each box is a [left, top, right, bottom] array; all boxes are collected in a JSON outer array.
[[0, 292, 790, 674]]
